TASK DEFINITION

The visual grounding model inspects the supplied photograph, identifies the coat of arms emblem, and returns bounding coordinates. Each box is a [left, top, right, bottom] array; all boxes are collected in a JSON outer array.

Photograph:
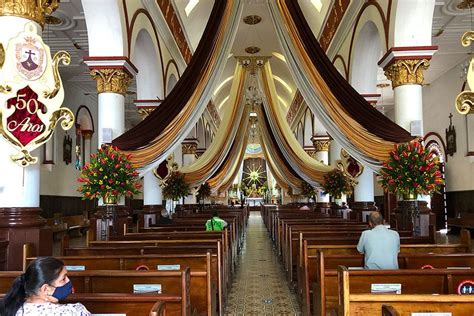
[[15, 36, 46, 81], [0, 23, 74, 166]]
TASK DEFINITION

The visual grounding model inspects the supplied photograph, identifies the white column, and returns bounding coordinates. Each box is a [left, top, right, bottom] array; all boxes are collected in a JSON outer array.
[[182, 140, 198, 204], [0, 17, 42, 208], [394, 85, 423, 133], [354, 168, 374, 201], [143, 171, 162, 205], [97, 93, 125, 146]]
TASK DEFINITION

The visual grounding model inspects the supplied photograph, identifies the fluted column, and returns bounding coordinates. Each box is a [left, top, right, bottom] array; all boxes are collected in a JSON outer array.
[[182, 139, 198, 204], [312, 135, 331, 203]]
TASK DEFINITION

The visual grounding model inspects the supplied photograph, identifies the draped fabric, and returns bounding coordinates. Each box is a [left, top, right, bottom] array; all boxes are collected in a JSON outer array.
[[267, 1, 413, 171], [207, 116, 250, 192], [181, 63, 247, 187], [256, 104, 303, 190], [258, 62, 333, 185], [112, 0, 243, 174]]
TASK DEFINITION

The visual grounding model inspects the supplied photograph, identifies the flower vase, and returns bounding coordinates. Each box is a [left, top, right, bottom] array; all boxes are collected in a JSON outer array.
[[399, 192, 421, 236], [100, 195, 118, 240]]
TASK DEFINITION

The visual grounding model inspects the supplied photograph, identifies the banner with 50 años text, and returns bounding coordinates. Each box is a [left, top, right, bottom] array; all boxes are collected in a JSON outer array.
[[0, 23, 74, 166]]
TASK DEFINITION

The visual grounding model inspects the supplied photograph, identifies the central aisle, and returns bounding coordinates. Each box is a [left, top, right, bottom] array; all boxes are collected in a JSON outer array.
[[225, 211, 301, 315]]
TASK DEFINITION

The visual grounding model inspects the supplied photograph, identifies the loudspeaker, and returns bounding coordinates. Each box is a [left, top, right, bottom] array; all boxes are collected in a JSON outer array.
[[410, 120, 422, 136]]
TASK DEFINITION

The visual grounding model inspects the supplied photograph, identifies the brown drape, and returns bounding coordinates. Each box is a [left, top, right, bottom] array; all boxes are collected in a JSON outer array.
[[112, 0, 227, 150], [282, 0, 412, 143]]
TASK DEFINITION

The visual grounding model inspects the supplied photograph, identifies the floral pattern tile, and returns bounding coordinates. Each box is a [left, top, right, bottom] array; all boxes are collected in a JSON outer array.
[[225, 212, 301, 315]]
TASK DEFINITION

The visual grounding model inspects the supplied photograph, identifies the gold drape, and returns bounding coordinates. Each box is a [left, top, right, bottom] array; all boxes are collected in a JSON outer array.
[[207, 117, 250, 192], [119, 1, 236, 168], [259, 63, 333, 184], [275, 0, 397, 161], [181, 64, 247, 186], [256, 105, 303, 190]]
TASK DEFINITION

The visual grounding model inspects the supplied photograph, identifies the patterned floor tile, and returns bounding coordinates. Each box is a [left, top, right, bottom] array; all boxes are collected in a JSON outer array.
[[224, 212, 301, 315]]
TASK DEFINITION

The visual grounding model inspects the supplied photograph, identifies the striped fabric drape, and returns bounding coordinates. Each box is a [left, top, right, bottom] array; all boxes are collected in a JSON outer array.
[[267, 0, 413, 171], [181, 63, 247, 187], [258, 62, 333, 185], [112, 0, 243, 175]]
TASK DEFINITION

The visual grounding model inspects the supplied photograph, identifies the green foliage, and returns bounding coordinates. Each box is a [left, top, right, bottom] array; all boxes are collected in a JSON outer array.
[[162, 171, 191, 201], [380, 139, 444, 196], [77, 145, 141, 200], [300, 181, 316, 199], [322, 169, 352, 197], [197, 182, 211, 201]]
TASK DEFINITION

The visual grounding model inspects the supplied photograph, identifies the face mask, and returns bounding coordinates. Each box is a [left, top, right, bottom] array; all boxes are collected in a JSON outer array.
[[51, 281, 73, 300]]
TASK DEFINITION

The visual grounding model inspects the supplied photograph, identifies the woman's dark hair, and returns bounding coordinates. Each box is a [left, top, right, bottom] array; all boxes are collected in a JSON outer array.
[[0, 257, 64, 316]]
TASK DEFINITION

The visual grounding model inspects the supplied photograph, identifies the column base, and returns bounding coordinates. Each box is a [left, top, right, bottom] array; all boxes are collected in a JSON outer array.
[[0, 207, 52, 270], [392, 200, 435, 237], [351, 201, 377, 222], [140, 204, 164, 228]]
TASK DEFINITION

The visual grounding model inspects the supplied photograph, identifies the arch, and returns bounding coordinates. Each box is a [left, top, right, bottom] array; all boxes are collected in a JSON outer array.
[[348, 1, 389, 75], [332, 54, 349, 80], [350, 21, 383, 93], [75, 105, 95, 133], [303, 108, 314, 147], [425, 137, 447, 230], [297, 121, 304, 147], [205, 123, 211, 148], [167, 73, 178, 96], [424, 132, 448, 162], [132, 28, 164, 99], [164, 59, 180, 95], [197, 118, 205, 149], [82, 0, 128, 56]]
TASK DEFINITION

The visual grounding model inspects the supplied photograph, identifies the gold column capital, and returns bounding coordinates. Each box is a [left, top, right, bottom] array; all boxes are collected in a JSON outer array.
[[0, 0, 59, 27], [312, 135, 331, 152], [137, 107, 155, 119], [182, 142, 197, 155], [384, 59, 430, 88], [304, 148, 317, 159], [89, 68, 132, 95]]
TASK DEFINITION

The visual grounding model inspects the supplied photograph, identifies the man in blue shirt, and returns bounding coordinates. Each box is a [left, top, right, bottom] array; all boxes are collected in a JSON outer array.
[[357, 211, 400, 269]]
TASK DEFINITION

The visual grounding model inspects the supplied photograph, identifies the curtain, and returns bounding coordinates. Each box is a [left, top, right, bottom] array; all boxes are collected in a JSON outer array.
[[112, 0, 243, 175], [267, 0, 413, 171], [258, 62, 333, 185], [207, 117, 250, 192], [256, 104, 303, 190], [181, 63, 247, 187]]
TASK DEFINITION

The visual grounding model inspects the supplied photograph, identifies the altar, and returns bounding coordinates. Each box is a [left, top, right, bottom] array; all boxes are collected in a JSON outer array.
[[246, 197, 263, 206]]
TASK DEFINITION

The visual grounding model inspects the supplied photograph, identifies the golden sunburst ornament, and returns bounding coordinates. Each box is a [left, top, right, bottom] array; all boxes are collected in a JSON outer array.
[[242, 165, 265, 185]]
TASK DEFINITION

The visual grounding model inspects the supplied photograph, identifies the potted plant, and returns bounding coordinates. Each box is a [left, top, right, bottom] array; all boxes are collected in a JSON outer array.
[[77, 144, 141, 239], [321, 169, 352, 202], [77, 144, 141, 203], [196, 182, 211, 210], [301, 181, 316, 202], [162, 171, 190, 213], [380, 139, 444, 199]]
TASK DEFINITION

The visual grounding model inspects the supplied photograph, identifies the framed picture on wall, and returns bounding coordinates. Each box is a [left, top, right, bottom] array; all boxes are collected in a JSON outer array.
[[63, 134, 72, 165], [445, 113, 456, 156]]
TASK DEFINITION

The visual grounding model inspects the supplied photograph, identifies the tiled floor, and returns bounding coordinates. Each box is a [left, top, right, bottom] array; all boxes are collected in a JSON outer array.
[[224, 212, 301, 315]]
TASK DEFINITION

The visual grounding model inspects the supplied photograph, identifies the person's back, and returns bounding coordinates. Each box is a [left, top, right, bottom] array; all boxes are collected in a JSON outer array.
[[205, 212, 227, 231], [357, 212, 400, 269]]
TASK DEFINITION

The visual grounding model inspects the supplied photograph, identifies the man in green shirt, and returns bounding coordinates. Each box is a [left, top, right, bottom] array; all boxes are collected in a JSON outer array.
[[205, 211, 228, 231]]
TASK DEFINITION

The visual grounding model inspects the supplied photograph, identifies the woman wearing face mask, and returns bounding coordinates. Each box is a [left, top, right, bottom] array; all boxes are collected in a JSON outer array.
[[0, 257, 91, 316]]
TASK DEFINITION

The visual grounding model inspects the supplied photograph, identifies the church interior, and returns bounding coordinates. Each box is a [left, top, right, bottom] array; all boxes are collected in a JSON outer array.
[[0, 0, 473, 315]]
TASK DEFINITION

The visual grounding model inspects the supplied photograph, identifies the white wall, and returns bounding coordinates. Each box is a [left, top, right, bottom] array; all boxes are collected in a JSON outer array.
[[40, 81, 98, 196], [423, 60, 474, 192]]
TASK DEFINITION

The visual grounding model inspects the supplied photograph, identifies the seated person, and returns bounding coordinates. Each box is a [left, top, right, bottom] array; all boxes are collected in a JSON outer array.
[[205, 211, 228, 231], [357, 211, 400, 269], [1, 257, 91, 316], [157, 209, 172, 224]]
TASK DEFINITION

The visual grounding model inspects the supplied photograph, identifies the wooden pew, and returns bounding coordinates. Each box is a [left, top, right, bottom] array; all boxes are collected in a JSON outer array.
[[337, 266, 474, 316], [0, 269, 191, 315], [305, 251, 474, 316], [26, 252, 217, 316], [60, 240, 225, 314], [0, 293, 168, 316]]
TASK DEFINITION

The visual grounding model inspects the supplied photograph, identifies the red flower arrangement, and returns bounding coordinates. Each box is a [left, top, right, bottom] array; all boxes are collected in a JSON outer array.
[[77, 145, 141, 201], [322, 169, 352, 198], [380, 139, 444, 197]]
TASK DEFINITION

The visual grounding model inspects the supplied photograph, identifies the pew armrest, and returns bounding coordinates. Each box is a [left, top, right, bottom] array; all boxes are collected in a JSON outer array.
[[150, 301, 166, 316]]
